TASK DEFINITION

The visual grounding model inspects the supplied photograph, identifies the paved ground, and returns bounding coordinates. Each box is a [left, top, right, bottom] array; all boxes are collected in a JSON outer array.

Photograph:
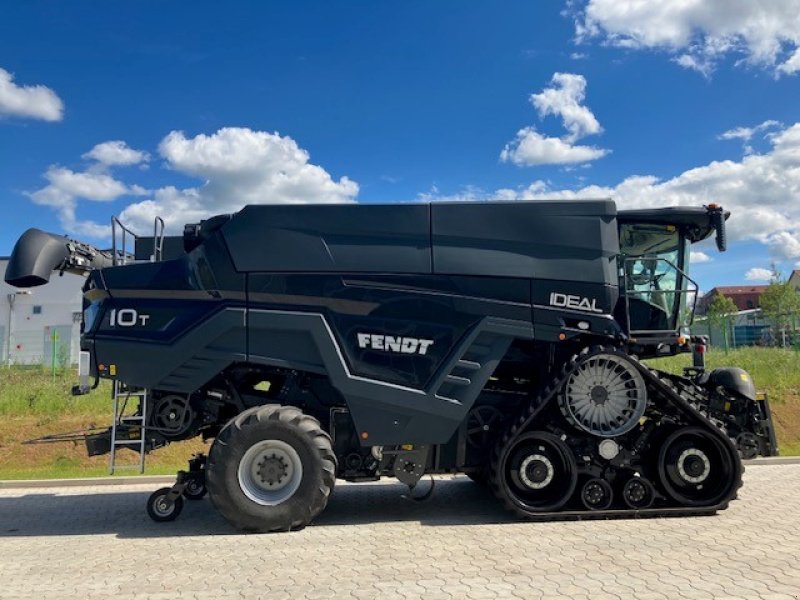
[[0, 465, 798, 600]]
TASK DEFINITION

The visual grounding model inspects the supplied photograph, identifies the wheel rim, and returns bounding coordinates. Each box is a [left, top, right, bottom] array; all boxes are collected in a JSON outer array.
[[622, 477, 655, 509], [504, 432, 577, 512], [560, 353, 648, 437], [657, 427, 735, 507], [581, 478, 613, 510], [237, 439, 304, 506], [153, 495, 174, 517]]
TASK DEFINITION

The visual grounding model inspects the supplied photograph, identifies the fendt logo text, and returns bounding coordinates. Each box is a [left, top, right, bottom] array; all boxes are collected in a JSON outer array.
[[549, 292, 603, 314], [357, 333, 434, 355]]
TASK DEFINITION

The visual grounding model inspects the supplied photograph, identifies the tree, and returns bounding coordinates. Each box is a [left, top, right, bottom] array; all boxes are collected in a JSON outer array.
[[706, 293, 738, 352], [759, 271, 800, 347]]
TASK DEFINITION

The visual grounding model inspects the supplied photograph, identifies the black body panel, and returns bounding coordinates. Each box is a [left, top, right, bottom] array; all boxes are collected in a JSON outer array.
[[80, 200, 621, 445]]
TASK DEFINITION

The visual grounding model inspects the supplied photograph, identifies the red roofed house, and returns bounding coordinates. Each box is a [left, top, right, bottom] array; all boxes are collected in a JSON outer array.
[[696, 285, 768, 315]]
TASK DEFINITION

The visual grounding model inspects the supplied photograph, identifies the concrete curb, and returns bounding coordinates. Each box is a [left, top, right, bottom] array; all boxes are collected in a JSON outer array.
[[743, 456, 800, 466], [0, 475, 173, 490], [0, 456, 798, 490]]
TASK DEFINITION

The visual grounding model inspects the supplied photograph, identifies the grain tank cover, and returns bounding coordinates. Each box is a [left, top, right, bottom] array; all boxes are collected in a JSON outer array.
[[218, 200, 617, 281], [431, 200, 617, 282], [220, 204, 432, 273]]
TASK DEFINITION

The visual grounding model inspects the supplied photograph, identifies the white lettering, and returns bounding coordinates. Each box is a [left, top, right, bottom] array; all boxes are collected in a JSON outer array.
[[549, 292, 603, 314], [356, 332, 435, 355], [108, 308, 152, 327], [417, 339, 434, 355], [371, 334, 384, 350], [385, 336, 402, 352], [357, 333, 371, 348], [400, 338, 418, 354]]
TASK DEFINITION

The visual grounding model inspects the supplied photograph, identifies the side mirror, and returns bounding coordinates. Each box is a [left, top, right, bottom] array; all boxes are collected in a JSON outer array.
[[708, 205, 727, 252]]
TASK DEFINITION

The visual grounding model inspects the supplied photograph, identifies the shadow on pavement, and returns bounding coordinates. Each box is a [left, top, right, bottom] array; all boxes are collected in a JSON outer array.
[[0, 477, 516, 538]]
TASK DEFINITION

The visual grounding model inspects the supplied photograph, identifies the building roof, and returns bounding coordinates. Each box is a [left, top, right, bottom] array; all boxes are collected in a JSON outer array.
[[707, 285, 769, 295]]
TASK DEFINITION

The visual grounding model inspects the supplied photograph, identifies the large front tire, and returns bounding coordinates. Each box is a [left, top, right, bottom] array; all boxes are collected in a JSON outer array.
[[206, 405, 337, 532]]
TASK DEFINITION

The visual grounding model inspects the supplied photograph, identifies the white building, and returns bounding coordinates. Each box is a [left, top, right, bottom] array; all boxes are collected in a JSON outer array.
[[0, 258, 85, 365]]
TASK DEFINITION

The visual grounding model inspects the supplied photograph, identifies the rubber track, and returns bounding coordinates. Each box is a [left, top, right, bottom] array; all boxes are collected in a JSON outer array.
[[489, 345, 744, 521]]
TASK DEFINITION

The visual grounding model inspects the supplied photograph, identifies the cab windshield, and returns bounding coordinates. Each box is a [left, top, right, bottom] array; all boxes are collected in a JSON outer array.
[[619, 223, 694, 333]]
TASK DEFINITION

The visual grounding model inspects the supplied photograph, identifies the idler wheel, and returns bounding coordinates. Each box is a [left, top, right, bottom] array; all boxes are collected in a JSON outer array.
[[657, 426, 737, 507], [501, 431, 578, 512]]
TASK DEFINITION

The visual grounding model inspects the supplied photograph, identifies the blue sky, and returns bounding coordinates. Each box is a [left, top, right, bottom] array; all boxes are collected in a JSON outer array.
[[2, 1, 800, 291]]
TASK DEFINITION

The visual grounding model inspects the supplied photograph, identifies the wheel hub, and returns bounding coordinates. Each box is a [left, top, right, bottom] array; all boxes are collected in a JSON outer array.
[[590, 385, 609, 405], [584, 482, 604, 503], [257, 454, 289, 488], [626, 481, 645, 502], [519, 454, 554, 490], [677, 448, 710, 483]]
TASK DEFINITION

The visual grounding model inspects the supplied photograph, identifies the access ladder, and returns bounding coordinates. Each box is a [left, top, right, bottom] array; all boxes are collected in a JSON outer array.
[[109, 381, 149, 474]]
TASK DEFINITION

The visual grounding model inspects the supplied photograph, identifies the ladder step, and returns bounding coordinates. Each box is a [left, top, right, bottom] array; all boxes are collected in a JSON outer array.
[[112, 440, 144, 446], [456, 359, 481, 371], [435, 395, 461, 405], [444, 374, 471, 386], [118, 416, 145, 423]]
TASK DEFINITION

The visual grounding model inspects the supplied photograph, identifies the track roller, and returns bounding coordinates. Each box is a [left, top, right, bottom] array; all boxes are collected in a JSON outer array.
[[621, 477, 655, 509], [581, 478, 613, 510]]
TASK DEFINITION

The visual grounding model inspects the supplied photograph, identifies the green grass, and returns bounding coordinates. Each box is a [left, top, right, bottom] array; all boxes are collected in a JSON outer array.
[[0, 366, 111, 417], [647, 346, 800, 404], [0, 464, 181, 481]]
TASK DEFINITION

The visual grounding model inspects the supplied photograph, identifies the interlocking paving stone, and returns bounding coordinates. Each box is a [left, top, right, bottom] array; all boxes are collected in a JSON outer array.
[[0, 465, 798, 599]]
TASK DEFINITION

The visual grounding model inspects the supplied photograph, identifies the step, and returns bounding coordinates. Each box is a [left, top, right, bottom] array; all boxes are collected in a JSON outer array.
[[456, 359, 481, 371], [444, 374, 471, 387]]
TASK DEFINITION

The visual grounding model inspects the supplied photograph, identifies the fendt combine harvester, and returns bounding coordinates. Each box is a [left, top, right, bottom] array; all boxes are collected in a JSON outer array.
[[6, 200, 777, 532]]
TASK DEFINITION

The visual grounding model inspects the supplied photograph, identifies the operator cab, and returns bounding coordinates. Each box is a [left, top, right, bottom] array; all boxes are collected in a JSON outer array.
[[617, 205, 727, 344], [620, 223, 693, 333]]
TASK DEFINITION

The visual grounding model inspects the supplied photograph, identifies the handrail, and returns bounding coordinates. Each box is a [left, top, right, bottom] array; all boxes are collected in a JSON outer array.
[[153, 216, 165, 262], [111, 215, 167, 266]]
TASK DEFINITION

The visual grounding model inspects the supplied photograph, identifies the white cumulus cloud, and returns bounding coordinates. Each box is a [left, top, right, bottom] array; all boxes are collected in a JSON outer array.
[[27, 165, 147, 238], [27, 128, 359, 239], [500, 127, 608, 166], [573, 0, 800, 76], [117, 127, 358, 232], [531, 72, 602, 142], [690, 251, 712, 264], [0, 67, 64, 122], [501, 73, 608, 167], [82, 141, 150, 166], [745, 267, 773, 282]]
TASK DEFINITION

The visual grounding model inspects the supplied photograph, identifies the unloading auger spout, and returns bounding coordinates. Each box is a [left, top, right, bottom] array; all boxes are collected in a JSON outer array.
[[4, 228, 114, 288]]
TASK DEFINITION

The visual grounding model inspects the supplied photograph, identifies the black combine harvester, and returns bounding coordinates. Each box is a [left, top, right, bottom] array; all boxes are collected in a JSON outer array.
[[5, 200, 777, 531]]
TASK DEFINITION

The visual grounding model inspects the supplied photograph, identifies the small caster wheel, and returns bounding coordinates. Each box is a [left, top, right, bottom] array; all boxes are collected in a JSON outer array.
[[184, 479, 207, 501], [147, 487, 184, 522]]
